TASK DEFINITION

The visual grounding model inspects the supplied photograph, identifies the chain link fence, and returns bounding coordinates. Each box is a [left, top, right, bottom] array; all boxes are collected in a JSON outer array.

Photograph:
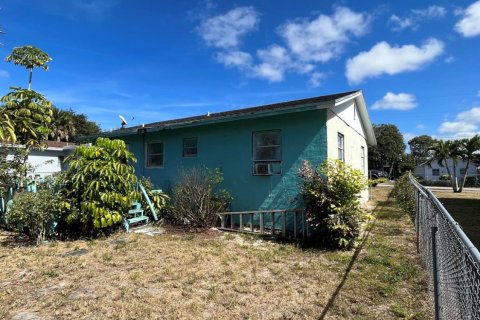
[[410, 174, 480, 320]]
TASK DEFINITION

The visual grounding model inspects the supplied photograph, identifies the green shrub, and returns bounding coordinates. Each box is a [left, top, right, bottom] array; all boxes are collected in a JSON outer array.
[[439, 175, 450, 181], [7, 190, 64, 245], [464, 176, 478, 187], [139, 176, 169, 217], [172, 166, 231, 228], [368, 177, 387, 187], [298, 159, 368, 249], [59, 138, 139, 231], [392, 173, 416, 217]]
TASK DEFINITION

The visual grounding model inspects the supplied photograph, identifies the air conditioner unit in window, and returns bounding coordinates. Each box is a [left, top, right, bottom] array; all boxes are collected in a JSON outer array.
[[255, 163, 270, 175]]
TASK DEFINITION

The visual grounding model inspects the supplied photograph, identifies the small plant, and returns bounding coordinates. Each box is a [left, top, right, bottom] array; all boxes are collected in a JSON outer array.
[[298, 159, 367, 249], [139, 176, 169, 217], [393, 173, 416, 217], [171, 166, 231, 228], [7, 190, 64, 245], [368, 177, 387, 187]]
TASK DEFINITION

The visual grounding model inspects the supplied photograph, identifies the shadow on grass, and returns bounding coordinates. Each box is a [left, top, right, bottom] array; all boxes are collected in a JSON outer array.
[[318, 194, 390, 319]]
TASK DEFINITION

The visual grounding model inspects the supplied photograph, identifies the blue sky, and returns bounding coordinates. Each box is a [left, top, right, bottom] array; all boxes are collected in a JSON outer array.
[[0, 0, 479, 143]]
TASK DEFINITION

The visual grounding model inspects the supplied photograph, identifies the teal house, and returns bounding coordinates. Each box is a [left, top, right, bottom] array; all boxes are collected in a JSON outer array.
[[100, 90, 376, 212]]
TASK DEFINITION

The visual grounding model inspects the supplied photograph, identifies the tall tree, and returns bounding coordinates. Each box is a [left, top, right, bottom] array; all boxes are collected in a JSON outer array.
[[368, 124, 405, 178], [70, 112, 101, 140], [1, 45, 54, 186], [429, 140, 462, 192], [458, 135, 480, 192], [51, 107, 101, 142], [52, 107, 76, 142], [408, 135, 435, 165], [5, 45, 52, 90]]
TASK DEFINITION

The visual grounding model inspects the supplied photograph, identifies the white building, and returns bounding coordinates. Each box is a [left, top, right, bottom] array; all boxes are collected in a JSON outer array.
[[414, 158, 478, 181], [5, 141, 75, 179]]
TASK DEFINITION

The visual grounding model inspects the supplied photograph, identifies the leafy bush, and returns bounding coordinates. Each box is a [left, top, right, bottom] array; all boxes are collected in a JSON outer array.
[[439, 175, 450, 181], [392, 173, 416, 217], [368, 177, 387, 187], [139, 176, 169, 217], [171, 166, 231, 228], [298, 159, 367, 249], [59, 138, 139, 231], [7, 190, 64, 245]]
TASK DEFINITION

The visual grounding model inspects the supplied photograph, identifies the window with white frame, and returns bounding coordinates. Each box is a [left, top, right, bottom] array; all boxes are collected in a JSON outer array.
[[361, 146, 365, 174], [432, 168, 440, 176], [183, 137, 197, 157], [338, 133, 345, 162], [253, 130, 281, 175], [146, 141, 164, 167]]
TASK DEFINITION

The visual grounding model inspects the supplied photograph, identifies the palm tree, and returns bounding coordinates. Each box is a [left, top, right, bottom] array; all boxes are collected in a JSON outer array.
[[459, 135, 480, 192], [448, 140, 463, 191], [429, 140, 460, 192], [51, 108, 76, 142]]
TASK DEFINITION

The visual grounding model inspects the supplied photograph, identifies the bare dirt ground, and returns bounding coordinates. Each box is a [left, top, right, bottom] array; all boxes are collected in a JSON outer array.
[[0, 188, 432, 320]]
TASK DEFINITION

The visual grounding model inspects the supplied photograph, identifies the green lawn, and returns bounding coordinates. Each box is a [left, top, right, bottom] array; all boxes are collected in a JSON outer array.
[[433, 191, 480, 249]]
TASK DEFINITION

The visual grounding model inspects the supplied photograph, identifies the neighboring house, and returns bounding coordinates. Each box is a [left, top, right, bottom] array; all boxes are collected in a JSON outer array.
[[414, 159, 478, 181], [99, 90, 376, 211], [5, 141, 75, 179]]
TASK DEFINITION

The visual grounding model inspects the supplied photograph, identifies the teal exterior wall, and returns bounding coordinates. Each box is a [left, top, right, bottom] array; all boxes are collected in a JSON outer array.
[[118, 109, 327, 211]]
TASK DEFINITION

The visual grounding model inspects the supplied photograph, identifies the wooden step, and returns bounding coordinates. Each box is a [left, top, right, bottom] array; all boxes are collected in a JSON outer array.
[[127, 216, 149, 224], [128, 209, 144, 216]]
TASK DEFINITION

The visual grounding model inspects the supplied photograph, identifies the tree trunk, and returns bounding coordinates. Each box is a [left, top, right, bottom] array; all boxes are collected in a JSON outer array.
[[459, 159, 470, 193], [388, 163, 394, 180], [442, 159, 457, 192], [28, 68, 33, 90], [452, 160, 459, 192]]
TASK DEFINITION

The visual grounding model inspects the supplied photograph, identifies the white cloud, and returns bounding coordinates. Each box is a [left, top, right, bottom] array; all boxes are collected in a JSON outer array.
[[252, 45, 291, 82], [389, 5, 446, 31], [403, 132, 416, 144], [216, 50, 252, 69], [0, 70, 9, 78], [279, 6, 370, 63], [345, 38, 444, 84], [371, 92, 417, 110], [438, 107, 480, 138], [455, 1, 480, 37], [309, 72, 326, 88], [416, 124, 427, 130], [198, 6, 370, 86], [444, 56, 455, 63], [198, 6, 259, 49]]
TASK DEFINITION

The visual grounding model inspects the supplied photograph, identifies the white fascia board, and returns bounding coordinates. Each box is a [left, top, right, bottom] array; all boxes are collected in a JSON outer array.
[[334, 91, 376, 146]]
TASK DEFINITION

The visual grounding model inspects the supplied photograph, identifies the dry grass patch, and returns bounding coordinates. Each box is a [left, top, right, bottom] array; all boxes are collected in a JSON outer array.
[[0, 188, 432, 319]]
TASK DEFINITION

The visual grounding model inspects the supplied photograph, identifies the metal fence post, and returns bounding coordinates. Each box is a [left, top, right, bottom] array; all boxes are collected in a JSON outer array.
[[416, 190, 420, 253], [431, 226, 442, 320]]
